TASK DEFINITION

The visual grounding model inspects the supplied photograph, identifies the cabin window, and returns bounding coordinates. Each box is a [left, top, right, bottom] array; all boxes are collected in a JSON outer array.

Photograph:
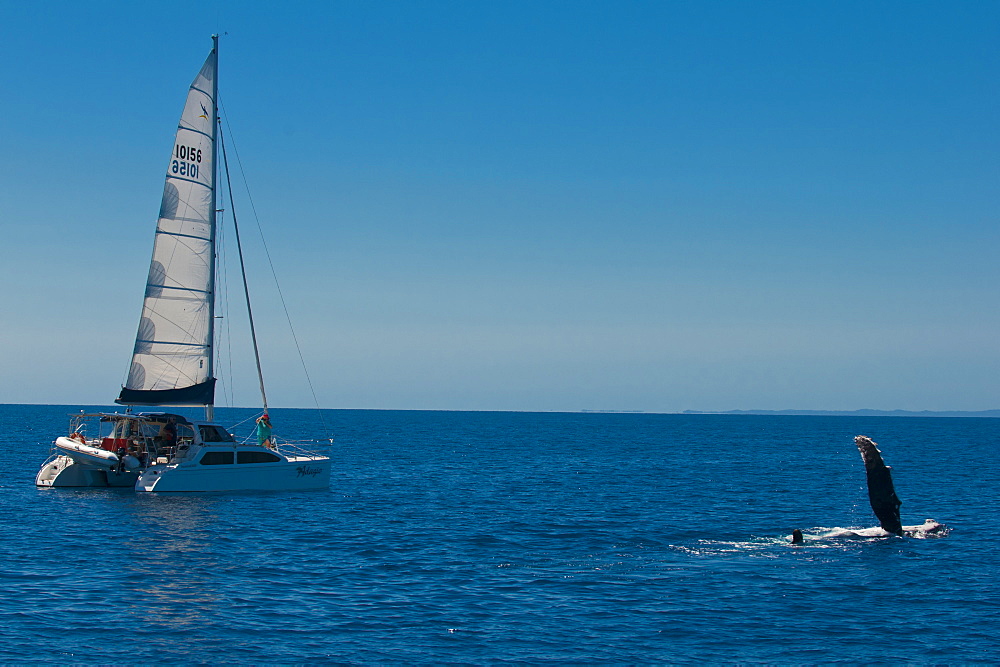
[[199, 426, 234, 442], [199, 451, 234, 465], [237, 451, 281, 464]]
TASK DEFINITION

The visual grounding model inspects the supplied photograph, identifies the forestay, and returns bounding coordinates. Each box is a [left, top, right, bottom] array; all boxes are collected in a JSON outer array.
[[118, 46, 218, 407]]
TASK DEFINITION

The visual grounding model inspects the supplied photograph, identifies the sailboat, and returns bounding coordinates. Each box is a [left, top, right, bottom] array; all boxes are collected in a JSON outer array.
[[35, 37, 331, 492]]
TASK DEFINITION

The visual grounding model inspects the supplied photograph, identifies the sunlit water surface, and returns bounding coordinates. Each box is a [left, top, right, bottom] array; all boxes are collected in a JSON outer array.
[[1, 405, 996, 663]]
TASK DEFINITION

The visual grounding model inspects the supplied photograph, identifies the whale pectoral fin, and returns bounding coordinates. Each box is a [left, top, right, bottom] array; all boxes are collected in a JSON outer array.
[[855, 436, 903, 535]]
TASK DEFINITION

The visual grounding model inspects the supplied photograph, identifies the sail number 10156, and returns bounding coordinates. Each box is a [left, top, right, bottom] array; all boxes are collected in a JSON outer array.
[[171, 143, 203, 178]]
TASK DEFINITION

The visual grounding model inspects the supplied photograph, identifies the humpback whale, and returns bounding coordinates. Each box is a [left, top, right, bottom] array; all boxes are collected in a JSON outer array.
[[789, 436, 948, 542], [854, 435, 903, 535]]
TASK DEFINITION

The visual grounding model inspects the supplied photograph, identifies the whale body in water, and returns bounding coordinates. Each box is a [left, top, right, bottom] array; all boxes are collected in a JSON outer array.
[[820, 519, 947, 539]]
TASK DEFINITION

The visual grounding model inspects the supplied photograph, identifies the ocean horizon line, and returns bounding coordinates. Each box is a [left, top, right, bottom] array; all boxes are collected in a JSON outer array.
[[3, 403, 999, 418]]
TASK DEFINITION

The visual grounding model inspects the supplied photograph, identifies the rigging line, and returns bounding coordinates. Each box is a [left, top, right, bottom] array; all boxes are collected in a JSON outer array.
[[218, 99, 333, 440], [219, 122, 269, 412], [227, 410, 260, 435]]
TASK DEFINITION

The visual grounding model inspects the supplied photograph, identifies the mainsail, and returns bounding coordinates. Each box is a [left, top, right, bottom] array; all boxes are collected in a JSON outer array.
[[117, 43, 218, 407]]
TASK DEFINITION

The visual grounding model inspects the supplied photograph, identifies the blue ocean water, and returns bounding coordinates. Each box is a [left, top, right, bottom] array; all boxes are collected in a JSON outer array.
[[1, 404, 997, 664]]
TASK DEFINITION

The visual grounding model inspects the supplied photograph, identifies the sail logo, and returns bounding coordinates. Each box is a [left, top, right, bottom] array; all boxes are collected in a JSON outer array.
[[199, 103, 210, 120]]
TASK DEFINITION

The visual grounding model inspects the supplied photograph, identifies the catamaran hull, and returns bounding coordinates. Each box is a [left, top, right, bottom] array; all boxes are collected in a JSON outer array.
[[36, 455, 140, 488], [135, 457, 331, 492]]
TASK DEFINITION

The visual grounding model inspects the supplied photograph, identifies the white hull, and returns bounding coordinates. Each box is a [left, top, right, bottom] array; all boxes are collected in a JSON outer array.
[[136, 454, 331, 492], [36, 455, 140, 488]]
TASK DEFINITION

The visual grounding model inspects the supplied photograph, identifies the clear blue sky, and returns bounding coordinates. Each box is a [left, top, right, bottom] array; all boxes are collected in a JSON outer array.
[[1, 1, 997, 412]]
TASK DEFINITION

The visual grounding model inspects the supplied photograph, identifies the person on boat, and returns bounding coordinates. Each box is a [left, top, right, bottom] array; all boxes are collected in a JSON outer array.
[[159, 418, 177, 450], [128, 437, 146, 467], [256, 413, 273, 449]]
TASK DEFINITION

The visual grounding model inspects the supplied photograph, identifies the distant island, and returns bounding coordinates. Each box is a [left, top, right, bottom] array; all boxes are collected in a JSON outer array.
[[682, 409, 1000, 418]]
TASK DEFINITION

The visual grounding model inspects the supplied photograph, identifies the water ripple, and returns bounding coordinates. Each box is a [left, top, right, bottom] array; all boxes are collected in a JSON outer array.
[[1, 407, 997, 662]]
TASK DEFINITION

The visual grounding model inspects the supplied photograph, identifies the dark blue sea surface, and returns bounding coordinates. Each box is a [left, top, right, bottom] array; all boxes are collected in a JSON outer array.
[[1, 405, 997, 663]]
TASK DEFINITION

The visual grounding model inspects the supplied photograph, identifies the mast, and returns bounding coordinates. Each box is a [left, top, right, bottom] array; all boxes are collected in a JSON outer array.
[[206, 34, 219, 422]]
